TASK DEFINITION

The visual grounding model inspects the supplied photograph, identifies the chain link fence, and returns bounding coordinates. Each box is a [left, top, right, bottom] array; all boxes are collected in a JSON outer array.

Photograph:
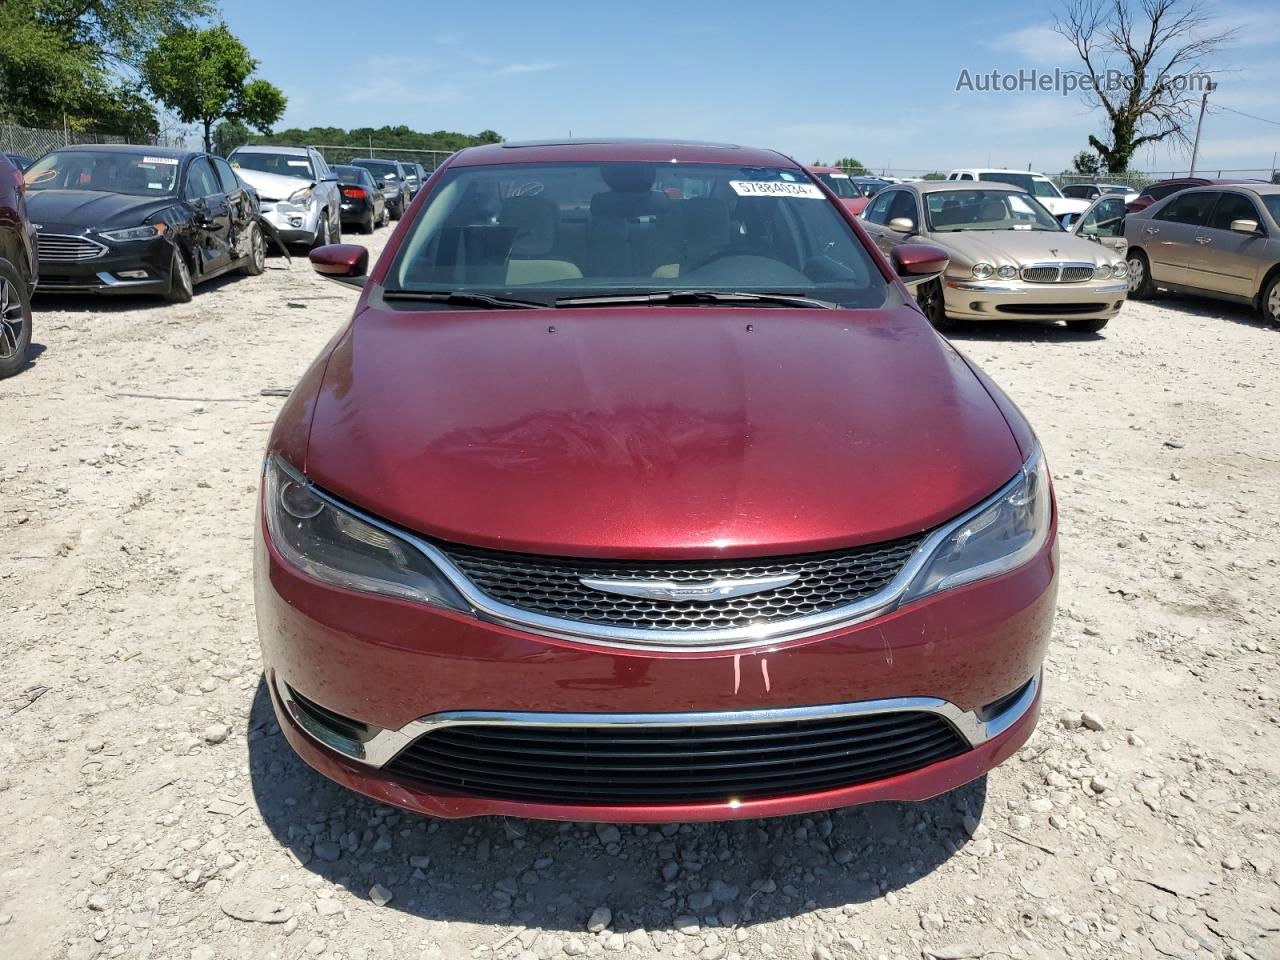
[[0, 122, 182, 164]]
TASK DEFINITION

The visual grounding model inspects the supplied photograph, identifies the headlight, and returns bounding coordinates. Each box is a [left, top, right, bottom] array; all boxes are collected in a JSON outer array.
[[263, 456, 469, 612], [971, 262, 994, 280], [901, 448, 1052, 604], [1094, 263, 1113, 280], [287, 186, 313, 205], [100, 223, 167, 242], [1111, 260, 1128, 278], [996, 265, 1017, 280]]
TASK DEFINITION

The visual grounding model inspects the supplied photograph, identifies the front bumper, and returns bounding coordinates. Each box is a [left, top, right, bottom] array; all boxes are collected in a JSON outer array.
[[255, 506, 1058, 821], [258, 202, 322, 244], [35, 237, 171, 295], [943, 278, 1129, 321]]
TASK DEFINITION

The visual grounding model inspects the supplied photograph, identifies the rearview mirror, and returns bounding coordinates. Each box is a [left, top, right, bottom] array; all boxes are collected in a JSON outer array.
[[1230, 218, 1261, 235], [888, 217, 915, 234], [310, 243, 369, 287], [891, 243, 949, 289]]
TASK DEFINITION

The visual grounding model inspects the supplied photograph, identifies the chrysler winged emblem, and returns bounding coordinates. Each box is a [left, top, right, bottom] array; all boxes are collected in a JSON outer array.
[[579, 574, 799, 602]]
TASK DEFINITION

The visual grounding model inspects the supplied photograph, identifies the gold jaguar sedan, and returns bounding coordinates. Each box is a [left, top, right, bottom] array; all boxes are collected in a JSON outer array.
[[860, 180, 1130, 332]]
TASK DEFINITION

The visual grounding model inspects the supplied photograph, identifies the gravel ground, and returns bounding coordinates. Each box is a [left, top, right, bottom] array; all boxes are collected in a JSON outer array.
[[1, 230, 1278, 960]]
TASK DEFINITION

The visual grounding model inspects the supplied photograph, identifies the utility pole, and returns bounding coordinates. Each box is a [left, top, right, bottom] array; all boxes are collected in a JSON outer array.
[[1188, 81, 1217, 177]]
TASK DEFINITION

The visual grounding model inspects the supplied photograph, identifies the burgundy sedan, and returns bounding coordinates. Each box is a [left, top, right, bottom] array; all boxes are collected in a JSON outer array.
[[256, 139, 1057, 823]]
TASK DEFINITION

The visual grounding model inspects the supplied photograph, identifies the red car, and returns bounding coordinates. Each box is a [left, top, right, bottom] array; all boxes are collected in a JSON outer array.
[[1126, 176, 1267, 213], [807, 165, 871, 215], [257, 139, 1057, 823], [0, 151, 36, 379]]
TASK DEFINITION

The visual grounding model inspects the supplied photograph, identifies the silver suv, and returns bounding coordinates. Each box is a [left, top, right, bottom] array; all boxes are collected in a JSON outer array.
[[227, 145, 342, 247]]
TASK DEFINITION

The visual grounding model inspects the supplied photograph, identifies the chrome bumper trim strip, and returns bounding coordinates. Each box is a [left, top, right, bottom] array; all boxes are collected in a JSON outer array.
[[273, 670, 1041, 770]]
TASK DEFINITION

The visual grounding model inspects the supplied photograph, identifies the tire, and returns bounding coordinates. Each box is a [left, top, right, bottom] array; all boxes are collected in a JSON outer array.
[[1066, 317, 1110, 333], [917, 278, 958, 331], [163, 248, 193, 303], [390, 200, 402, 222], [238, 222, 266, 276], [380, 204, 390, 227], [1259, 272, 1280, 325], [311, 213, 331, 250], [330, 208, 341, 244], [1127, 250, 1155, 300], [0, 259, 33, 380], [361, 211, 375, 235]]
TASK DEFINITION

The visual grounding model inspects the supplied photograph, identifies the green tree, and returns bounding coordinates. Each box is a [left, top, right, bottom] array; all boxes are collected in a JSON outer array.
[[921, 171, 947, 180], [1072, 150, 1103, 176], [1, 0, 207, 134], [142, 23, 287, 152], [212, 117, 252, 156], [833, 157, 870, 174]]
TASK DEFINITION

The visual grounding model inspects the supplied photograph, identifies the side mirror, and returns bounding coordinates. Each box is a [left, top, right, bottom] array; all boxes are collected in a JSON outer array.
[[888, 217, 915, 234], [1230, 218, 1261, 235], [891, 243, 949, 289], [310, 243, 369, 287]]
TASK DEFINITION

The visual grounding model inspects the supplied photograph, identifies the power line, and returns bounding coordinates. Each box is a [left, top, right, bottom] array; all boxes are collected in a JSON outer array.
[[1212, 103, 1280, 128]]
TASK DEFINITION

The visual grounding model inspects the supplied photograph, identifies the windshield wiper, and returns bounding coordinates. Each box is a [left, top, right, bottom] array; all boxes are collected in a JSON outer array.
[[555, 290, 839, 309], [382, 291, 549, 309]]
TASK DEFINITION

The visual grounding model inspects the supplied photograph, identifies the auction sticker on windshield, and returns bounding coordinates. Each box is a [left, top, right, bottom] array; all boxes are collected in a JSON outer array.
[[143, 156, 178, 165], [730, 181, 825, 199]]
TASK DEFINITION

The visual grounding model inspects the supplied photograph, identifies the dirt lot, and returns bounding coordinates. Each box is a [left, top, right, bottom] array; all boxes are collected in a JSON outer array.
[[2, 231, 1277, 960]]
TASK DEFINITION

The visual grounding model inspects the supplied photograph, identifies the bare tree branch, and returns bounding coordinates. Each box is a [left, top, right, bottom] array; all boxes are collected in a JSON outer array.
[[1054, 0, 1235, 172]]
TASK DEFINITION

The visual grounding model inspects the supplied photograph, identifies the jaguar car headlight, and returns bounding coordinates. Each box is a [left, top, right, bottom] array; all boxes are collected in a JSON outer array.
[[901, 447, 1052, 604], [996, 265, 1017, 280], [1111, 260, 1128, 278], [971, 262, 995, 280], [100, 223, 167, 242], [1095, 263, 1113, 280], [287, 186, 314, 205], [264, 456, 469, 612]]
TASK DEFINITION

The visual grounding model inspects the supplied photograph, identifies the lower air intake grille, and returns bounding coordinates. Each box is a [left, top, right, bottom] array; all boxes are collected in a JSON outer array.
[[384, 711, 968, 805], [435, 535, 925, 632]]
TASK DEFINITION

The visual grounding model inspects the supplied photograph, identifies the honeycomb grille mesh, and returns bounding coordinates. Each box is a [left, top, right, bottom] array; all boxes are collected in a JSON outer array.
[[435, 534, 926, 631]]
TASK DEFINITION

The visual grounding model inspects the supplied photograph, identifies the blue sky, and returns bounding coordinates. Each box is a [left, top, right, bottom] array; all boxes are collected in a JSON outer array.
[[220, 0, 1280, 176]]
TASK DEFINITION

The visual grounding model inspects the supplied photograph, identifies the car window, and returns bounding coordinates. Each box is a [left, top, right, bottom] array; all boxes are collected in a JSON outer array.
[[23, 149, 181, 196], [862, 191, 893, 225], [354, 159, 399, 181], [1155, 191, 1216, 225], [184, 158, 221, 199], [815, 172, 861, 199], [1207, 192, 1261, 231], [1078, 197, 1126, 237], [231, 151, 315, 179], [386, 161, 888, 308], [887, 191, 917, 225], [924, 189, 1062, 232], [1263, 195, 1280, 226], [211, 157, 240, 194], [1146, 183, 1184, 202]]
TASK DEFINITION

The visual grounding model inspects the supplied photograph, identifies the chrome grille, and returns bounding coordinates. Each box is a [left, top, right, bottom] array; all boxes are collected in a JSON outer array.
[[435, 535, 926, 632], [37, 233, 106, 263], [1020, 262, 1094, 283], [385, 711, 969, 804]]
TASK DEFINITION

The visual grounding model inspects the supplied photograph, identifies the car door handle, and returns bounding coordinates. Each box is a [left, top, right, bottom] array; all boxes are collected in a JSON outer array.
[[1195, 236, 1212, 244], [1143, 226, 1159, 235]]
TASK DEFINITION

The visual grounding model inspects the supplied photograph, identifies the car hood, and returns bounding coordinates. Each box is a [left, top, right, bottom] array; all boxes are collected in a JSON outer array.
[[298, 304, 1026, 559], [925, 229, 1116, 270], [26, 189, 178, 230], [234, 168, 314, 201]]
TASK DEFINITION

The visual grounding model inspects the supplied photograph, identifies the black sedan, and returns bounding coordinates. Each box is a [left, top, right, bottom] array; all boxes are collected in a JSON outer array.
[[349, 158, 412, 219], [333, 164, 388, 233], [23, 144, 267, 302]]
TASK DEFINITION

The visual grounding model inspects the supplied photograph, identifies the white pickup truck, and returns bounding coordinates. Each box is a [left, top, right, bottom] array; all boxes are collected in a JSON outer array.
[[947, 168, 1090, 218]]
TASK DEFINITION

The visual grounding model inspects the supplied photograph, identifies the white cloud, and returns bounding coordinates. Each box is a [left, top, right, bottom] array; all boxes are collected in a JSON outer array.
[[988, 24, 1076, 65], [500, 61, 560, 75], [340, 75, 462, 106]]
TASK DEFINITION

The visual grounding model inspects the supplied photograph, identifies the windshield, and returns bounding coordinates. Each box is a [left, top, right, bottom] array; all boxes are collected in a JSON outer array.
[[335, 167, 368, 186], [230, 151, 315, 179], [354, 160, 398, 179], [976, 173, 1062, 199], [1099, 185, 1130, 195], [814, 172, 862, 199], [24, 150, 180, 196], [924, 189, 1063, 232], [385, 161, 887, 307]]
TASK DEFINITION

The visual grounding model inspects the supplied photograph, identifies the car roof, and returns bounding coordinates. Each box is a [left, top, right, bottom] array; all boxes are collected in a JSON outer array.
[[53, 143, 197, 160], [955, 168, 1051, 176], [912, 180, 1026, 194], [806, 165, 846, 174], [351, 156, 402, 164], [449, 138, 792, 169], [1148, 176, 1266, 187], [232, 145, 310, 156], [1177, 182, 1280, 196]]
